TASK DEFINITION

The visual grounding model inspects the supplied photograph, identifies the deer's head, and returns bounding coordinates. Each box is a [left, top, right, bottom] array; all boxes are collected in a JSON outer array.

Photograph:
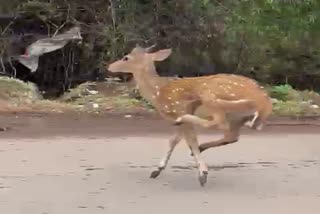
[[107, 45, 172, 74]]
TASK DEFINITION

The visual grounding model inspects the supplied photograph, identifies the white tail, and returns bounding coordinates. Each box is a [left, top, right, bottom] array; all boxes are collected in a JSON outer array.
[[107, 45, 273, 186]]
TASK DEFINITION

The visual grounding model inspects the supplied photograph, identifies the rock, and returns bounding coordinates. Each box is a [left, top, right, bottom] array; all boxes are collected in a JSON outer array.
[[86, 88, 99, 95], [124, 114, 132, 118]]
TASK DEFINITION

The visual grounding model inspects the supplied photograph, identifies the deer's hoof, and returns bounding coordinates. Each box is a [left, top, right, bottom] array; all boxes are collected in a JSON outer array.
[[150, 169, 162, 178], [198, 171, 208, 187]]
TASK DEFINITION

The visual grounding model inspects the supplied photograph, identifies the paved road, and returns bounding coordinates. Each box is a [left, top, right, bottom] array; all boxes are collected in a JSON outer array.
[[0, 131, 319, 214]]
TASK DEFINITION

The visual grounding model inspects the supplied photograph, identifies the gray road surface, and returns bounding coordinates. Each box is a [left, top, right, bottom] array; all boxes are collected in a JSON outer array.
[[0, 132, 319, 214]]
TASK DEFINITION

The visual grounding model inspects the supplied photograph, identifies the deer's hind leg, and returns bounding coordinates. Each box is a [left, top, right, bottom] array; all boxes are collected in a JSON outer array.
[[198, 119, 242, 153], [189, 115, 251, 156]]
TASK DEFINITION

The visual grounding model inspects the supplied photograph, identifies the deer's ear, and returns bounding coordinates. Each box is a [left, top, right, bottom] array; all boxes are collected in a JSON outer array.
[[150, 49, 172, 61]]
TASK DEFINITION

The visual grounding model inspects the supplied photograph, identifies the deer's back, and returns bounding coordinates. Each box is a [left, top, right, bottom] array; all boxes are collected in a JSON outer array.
[[156, 74, 271, 116]]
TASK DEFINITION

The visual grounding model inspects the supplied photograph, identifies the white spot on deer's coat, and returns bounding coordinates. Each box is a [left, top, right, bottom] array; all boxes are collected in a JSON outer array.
[[230, 93, 236, 96]]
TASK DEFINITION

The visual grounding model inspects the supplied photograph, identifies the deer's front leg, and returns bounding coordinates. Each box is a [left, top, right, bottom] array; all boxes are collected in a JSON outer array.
[[150, 127, 183, 178], [182, 124, 209, 186]]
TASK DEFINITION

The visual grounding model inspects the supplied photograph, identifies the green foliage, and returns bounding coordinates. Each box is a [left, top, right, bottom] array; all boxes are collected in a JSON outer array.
[[4, 0, 320, 93], [18, 1, 57, 21], [269, 84, 294, 101], [221, 0, 320, 88]]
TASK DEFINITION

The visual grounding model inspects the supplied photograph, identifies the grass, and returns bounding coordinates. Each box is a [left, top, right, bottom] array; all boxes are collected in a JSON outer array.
[[0, 76, 42, 105], [268, 84, 320, 116]]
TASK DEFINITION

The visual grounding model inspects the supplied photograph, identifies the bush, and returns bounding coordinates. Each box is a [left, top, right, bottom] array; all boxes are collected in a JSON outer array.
[[269, 84, 292, 101], [268, 84, 302, 102]]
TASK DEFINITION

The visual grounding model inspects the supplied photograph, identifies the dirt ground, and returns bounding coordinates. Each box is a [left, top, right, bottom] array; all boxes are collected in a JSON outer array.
[[0, 112, 319, 214]]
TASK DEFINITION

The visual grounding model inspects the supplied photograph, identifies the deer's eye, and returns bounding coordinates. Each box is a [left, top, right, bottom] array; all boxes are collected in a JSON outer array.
[[122, 56, 129, 61]]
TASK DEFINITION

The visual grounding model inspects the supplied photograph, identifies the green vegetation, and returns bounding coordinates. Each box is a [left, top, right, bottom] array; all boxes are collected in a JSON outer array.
[[2, 1, 320, 90], [267, 84, 320, 116], [0, 76, 41, 105], [1, 1, 320, 116]]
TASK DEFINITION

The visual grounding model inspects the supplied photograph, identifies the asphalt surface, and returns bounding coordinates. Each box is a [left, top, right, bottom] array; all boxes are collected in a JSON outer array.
[[0, 113, 319, 214]]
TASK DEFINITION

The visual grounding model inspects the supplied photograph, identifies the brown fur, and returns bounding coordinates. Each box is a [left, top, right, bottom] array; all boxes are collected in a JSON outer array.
[[106, 46, 273, 186]]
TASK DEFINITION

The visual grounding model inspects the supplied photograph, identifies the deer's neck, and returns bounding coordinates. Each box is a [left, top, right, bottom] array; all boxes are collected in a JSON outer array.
[[132, 64, 167, 105]]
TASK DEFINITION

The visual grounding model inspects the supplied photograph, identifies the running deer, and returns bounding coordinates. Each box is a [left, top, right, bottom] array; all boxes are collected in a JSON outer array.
[[107, 45, 273, 186]]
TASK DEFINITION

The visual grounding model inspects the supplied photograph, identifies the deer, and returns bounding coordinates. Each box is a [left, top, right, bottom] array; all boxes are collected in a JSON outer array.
[[107, 45, 273, 186]]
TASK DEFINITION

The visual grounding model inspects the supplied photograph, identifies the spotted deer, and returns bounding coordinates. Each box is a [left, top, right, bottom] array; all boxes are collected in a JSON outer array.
[[107, 45, 273, 186]]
